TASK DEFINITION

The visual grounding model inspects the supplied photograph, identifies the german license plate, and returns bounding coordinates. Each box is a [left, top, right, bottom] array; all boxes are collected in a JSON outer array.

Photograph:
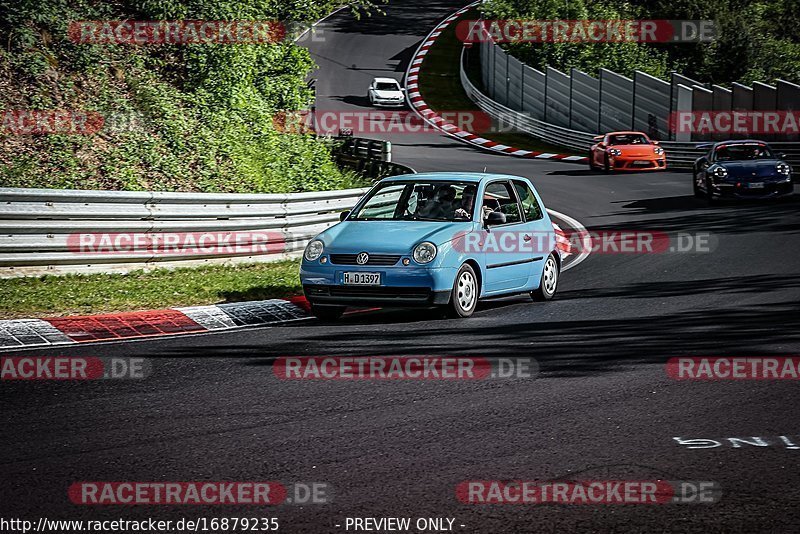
[[747, 182, 764, 189], [634, 160, 651, 165], [343, 272, 381, 285]]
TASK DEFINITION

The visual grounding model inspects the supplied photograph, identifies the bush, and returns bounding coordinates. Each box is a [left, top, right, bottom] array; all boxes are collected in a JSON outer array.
[[0, 0, 379, 193]]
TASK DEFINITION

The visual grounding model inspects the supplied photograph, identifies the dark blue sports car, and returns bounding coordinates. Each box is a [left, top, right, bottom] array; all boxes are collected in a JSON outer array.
[[693, 140, 794, 203]]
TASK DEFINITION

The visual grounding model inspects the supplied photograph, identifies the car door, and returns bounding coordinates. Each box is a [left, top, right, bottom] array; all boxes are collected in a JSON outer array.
[[512, 178, 550, 288], [480, 180, 531, 294]]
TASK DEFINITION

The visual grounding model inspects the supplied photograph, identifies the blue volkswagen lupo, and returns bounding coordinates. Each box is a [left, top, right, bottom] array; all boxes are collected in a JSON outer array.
[[300, 173, 560, 320]]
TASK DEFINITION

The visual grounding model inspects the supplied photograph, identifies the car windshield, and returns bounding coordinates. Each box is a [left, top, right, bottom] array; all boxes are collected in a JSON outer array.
[[714, 144, 774, 161], [375, 82, 399, 91], [608, 134, 649, 145], [351, 181, 477, 221]]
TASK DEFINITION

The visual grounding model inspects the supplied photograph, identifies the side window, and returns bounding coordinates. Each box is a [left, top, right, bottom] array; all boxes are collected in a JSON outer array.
[[513, 180, 543, 221], [483, 182, 522, 224]]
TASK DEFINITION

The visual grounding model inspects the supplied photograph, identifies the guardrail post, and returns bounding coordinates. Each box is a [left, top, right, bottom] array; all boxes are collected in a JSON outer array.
[[382, 141, 392, 162]]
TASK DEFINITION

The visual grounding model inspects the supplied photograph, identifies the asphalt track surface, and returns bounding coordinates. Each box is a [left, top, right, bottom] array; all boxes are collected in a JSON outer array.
[[2, 1, 800, 532]]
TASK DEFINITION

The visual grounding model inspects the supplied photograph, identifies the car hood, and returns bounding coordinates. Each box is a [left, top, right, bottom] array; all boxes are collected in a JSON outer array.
[[318, 220, 472, 253], [372, 89, 403, 99], [611, 144, 658, 157], [717, 159, 784, 179]]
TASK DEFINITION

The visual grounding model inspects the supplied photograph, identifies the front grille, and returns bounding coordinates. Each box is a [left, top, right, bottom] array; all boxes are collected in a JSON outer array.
[[329, 254, 400, 266], [305, 285, 431, 299]]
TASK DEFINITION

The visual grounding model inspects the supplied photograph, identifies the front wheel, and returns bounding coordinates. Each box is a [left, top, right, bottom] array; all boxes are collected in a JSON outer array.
[[705, 178, 719, 205], [588, 151, 597, 170], [531, 253, 560, 301], [603, 154, 611, 174], [447, 263, 478, 318], [310, 304, 346, 321], [693, 172, 703, 198]]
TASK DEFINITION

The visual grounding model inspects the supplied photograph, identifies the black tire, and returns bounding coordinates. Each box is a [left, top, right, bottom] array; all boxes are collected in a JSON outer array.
[[310, 304, 346, 321], [705, 178, 719, 205], [603, 154, 611, 174], [693, 171, 703, 198], [447, 263, 479, 318], [531, 253, 560, 301]]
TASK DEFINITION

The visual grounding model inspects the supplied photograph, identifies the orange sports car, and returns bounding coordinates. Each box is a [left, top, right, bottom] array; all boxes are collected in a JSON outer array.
[[588, 131, 666, 172]]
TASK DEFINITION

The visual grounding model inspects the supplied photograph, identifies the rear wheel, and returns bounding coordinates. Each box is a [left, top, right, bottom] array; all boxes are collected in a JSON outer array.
[[447, 263, 478, 318], [531, 253, 560, 301], [310, 304, 346, 321]]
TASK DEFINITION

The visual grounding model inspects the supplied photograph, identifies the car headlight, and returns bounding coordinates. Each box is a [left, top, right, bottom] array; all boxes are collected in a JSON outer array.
[[304, 239, 324, 261], [654, 147, 665, 155], [712, 166, 728, 179], [608, 149, 622, 156], [412, 242, 437, 264], [777, 163, 791, 175]]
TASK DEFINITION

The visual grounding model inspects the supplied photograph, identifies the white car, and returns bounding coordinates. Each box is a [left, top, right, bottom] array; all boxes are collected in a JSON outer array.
[[367, 77, 405, 107]]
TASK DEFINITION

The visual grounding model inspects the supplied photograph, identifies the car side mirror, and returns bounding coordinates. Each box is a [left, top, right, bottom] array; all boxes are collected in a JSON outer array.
[[339, 210, 350, 222], [484, 211, 506, 227], [597, 142, 606, 149]]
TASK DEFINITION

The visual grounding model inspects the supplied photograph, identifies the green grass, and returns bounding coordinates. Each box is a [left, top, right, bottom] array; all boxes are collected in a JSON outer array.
[[418, 8, 572, 155], [0, 260, 302, 319]]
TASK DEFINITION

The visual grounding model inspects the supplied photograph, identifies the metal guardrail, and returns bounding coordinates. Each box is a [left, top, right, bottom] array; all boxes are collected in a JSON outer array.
[[329, 136, 416, 179], [460, 49, 800, 170], [0, 187, 371, 278]]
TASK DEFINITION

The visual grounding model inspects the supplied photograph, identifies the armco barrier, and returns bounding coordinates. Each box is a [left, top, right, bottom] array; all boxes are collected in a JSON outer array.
[[460, 49, 800, 170], [0, 187, 370, 278], [329, 136, 416, 179]]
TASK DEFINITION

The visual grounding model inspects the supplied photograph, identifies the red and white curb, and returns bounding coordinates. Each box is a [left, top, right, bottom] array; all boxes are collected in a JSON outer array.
[[404, 4, 588, 164], [0, 297, 311, 350]]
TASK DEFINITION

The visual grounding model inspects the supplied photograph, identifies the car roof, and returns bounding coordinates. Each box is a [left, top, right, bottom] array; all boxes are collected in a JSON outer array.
[[380, 172, 528, 184], [712, 139, 770, 148], [372, 77, 400, 84]]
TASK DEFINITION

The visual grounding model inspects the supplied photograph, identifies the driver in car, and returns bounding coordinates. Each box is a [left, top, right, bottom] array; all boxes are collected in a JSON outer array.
[[419, 185, 457, 219], [455, 185, 494, 221]]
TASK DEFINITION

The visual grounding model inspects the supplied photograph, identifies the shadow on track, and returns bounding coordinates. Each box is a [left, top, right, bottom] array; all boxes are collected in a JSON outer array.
[[159, 277, 800, 379], [597, 195, 800, 235]]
